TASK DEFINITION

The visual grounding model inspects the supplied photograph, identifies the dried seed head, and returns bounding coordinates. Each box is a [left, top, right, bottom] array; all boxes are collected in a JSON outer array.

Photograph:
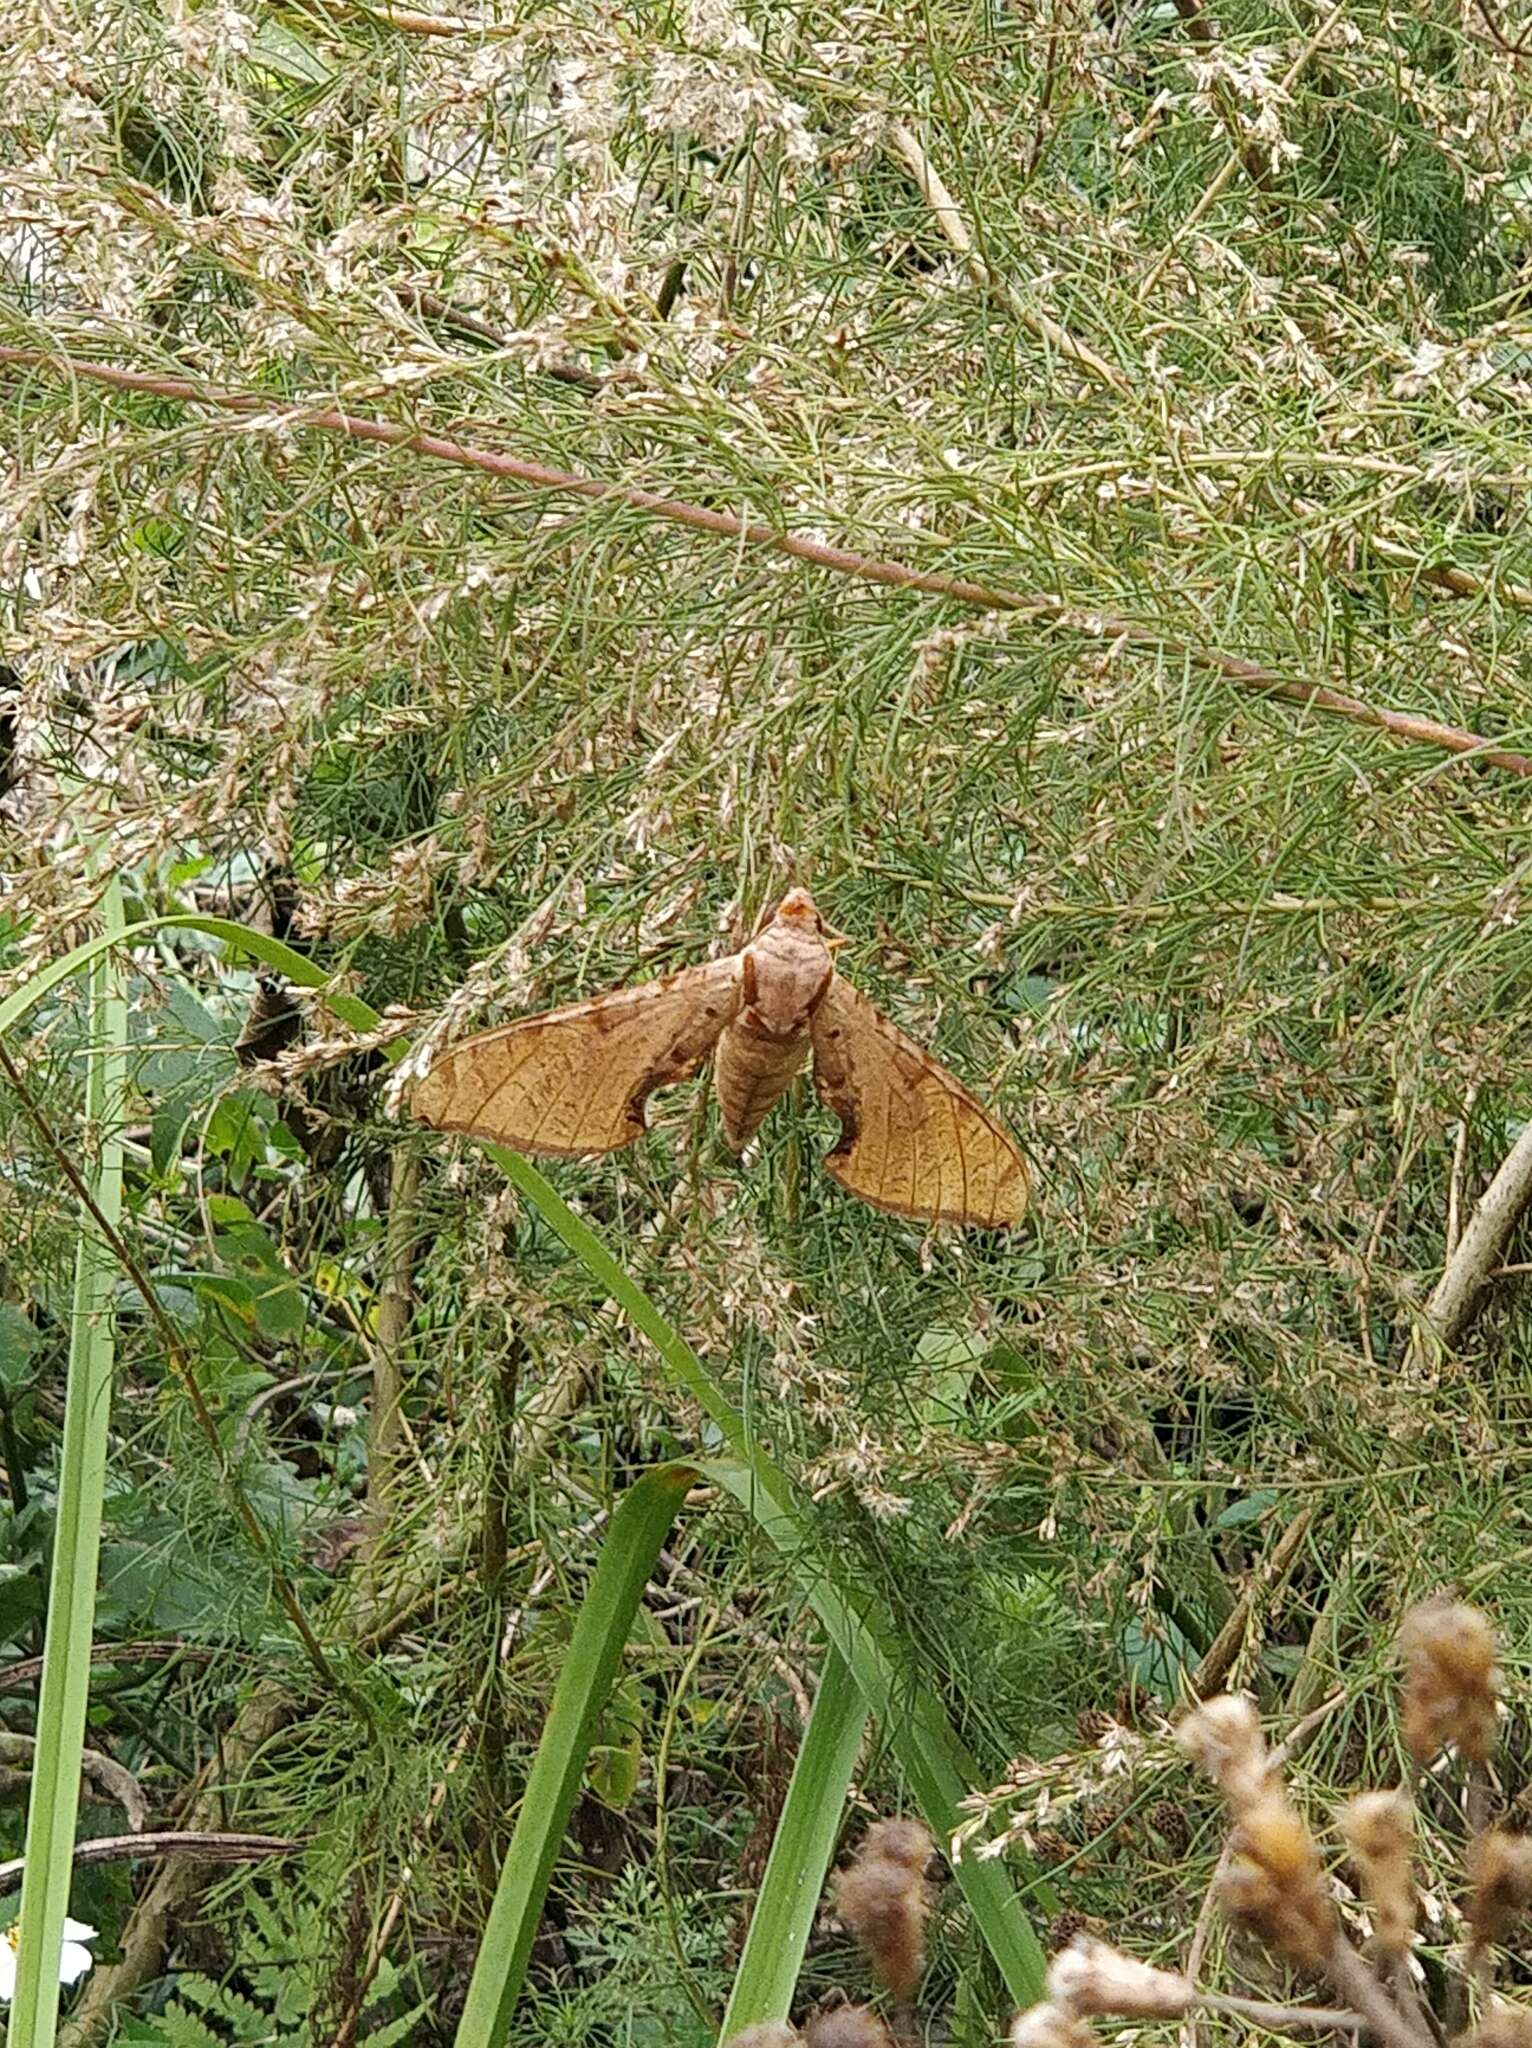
[[835, 1819, 933, 2003], [1467, 1829, 1532, 1951], [1010, 2002, 1099, 2048], [1048, 1910, 1107, 1949], [860, 1818, 933, 1873], [1341, 1791, 1418, 1954], [1398, 1598, 1500, 1765], [1461, 2004, 1532, 2048], [1149, 1800, 1190, 1852], [1047, 1935, 1193, 2018], [1220, 1793, 1336, 1970], [1177, 1694, 1270, 1813], [803, 2009, 897, 2048], [727, 2030, 802, 2048]]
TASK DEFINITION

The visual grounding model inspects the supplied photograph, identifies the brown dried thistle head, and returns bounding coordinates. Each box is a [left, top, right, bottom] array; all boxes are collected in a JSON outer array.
[[1467, 1829, 1532, 1952], [1176, 1694, 1269, 1814], [834, 1818, 934, 2004], [1220, 1792, 1336, 1971], [1340, 1790, 1418, 1955], [1462, 2005, 1532, 2048], [1397, 1597, 1500, 1765], [1046, 1934, 1193, 2018], [803, 2008, 898, 2048]]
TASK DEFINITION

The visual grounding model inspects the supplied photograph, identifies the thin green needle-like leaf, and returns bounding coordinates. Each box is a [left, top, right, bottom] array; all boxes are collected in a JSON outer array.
[[719, 1649, 868, 2041], [454, 1462, 697, 2048], [8, 876, 128, 2045]]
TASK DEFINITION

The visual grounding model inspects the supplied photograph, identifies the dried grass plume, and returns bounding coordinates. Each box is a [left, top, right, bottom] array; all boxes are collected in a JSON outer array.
[[834, 1818, 934, 2004], [1341, 1790, 1418, 1955], [1397, 1598, 1500, 1765]]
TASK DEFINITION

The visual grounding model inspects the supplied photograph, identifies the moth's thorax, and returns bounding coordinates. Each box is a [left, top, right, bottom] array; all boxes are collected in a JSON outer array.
[[740, 908, 832, 1039]]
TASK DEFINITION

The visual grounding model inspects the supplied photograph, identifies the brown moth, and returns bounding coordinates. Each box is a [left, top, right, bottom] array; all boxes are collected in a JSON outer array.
[[411, 888, 1029, 1228]]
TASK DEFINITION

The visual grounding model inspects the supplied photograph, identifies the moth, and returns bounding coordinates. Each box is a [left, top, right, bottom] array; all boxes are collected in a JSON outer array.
[[410, 888, 1030, 1228]]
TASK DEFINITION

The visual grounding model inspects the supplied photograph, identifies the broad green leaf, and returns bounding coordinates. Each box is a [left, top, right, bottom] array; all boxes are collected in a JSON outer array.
[[718, 1649, 867, 2040], [9, 872, 127, 2045], [454, 1463, 696, 2047]]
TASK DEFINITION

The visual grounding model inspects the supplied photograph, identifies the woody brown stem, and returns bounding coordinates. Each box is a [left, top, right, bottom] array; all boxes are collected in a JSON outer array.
[[2, 346, 1529, 777], [1325, 1937, 1434, 2048]]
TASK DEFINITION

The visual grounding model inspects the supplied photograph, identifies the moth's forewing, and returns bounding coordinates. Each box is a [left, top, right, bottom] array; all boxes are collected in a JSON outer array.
[[809, 974, 1029, 1228], [412, 956, 742, 1157]]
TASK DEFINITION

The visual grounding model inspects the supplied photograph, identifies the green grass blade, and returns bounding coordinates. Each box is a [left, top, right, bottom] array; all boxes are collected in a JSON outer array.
[[718, 1649, 868, 2040], [7, 876, 128, 2044], [453, 1462, 697, 2048], [0, 915, 382, 1044], [703, 1459, 1048, 2009]]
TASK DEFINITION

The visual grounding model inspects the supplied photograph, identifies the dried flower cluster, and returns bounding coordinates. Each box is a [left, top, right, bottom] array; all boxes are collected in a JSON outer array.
[[1398, 1598, 1501, 1765], [729, 2022, 897, 2048], [833, 1819, 933, 2005], [1341, 1790, 1418, 1955], [1176, 1694, 1336, 1969]]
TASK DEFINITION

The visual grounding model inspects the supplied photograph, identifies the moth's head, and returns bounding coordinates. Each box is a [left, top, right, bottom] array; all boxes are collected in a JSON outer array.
[[775, 888, 822, 930]]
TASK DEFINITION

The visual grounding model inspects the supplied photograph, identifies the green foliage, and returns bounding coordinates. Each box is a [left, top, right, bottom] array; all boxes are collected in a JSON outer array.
[[5, 0, 1532, 2037], [119, 1892, 426, 2047]]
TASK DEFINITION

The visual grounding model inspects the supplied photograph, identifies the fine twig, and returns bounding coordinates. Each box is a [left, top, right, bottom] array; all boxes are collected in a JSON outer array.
[[3, 346, 1528, 777], [0, 1640, 218, 1691], [0, 1830, 297, 1890], [0, 1733, 148, 1831], [882, 123, 1130, 395], [1197, 1991, 1364, 2031]]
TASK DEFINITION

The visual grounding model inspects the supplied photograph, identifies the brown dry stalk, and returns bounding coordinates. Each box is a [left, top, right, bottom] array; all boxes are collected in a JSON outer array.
[[0, 1830, 296, 1889], [1408, 1114, 1532, 1367], [2, 346, 1528, 777], [1138, 4, 1348, 301], [363, 1147, 423, 1571], [1191, 1504, 1316, 1697]]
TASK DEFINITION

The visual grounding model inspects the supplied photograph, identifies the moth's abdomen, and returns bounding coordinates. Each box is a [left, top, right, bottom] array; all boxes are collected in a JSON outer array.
[[714, 1020, 811, 1151]]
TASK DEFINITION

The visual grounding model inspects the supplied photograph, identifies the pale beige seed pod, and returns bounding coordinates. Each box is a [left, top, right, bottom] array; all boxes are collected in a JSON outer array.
[[1341, 1790, 1418, 1954], [1176, 1694, 1269, 1813], [726, 2029, 802, 2048], [1220, 1792, 1337, 1970], [1397, 1598, 1500, 1765], [1010, 2001, 1099, 2048], [1047, 1935, 1193, 2018]]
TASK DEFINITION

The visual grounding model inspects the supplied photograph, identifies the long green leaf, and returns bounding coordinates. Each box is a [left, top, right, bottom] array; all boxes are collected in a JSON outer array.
[[703, 1458, 1048, 2007], [0, 915, 381, 1044], [454, 1462, 697, 2048], [718, 1650, 868, 2040], [8, 877, 128, 2044]]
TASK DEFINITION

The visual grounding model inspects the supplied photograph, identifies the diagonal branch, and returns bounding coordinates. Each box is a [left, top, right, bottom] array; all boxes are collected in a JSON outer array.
[[2, 345, 1529, 776]]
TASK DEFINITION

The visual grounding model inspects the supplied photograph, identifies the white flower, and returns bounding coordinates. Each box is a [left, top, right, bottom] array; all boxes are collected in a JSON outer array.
[[0, 1918, 98, 1999]]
